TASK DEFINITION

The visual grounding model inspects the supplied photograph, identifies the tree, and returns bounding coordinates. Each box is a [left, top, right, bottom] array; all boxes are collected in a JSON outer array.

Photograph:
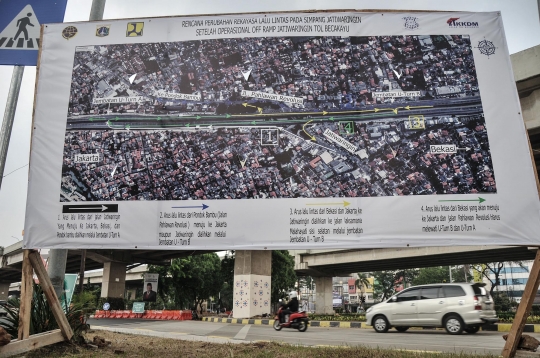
[[372, 270, 398, 302], [219, 251, 235, 311], [148, 253, 223, 312], [271, 250, 297, 303], [355, 273, 371, 307], [472, 261, 528, 297], [372, 269, 417, 302], [412, 266, 470, 286]]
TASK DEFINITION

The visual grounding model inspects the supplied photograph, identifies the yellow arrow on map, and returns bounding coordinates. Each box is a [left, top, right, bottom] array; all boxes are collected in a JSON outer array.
[[243, 103, 263, 114], [306, 201, 351, 207], [302, 120, 316, 141], [404, 105, 433, 110]]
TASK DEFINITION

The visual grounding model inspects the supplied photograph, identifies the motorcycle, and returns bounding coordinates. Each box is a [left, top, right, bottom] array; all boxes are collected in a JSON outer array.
[[273, 299, 309, 332]]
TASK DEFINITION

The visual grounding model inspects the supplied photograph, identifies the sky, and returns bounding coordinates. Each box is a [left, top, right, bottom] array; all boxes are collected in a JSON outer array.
[[0, 0, 539, 247]]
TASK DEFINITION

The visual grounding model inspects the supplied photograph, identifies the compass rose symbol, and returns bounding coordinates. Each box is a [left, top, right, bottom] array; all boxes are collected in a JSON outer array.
[[476, 39, 496, 58]]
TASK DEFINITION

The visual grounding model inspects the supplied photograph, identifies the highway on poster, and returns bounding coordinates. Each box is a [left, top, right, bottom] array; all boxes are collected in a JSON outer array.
[[66, 98, 483, 132], [88, 318, 525, 355]]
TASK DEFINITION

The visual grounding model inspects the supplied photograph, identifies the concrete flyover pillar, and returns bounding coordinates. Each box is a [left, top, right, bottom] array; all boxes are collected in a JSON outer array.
[[232, 250, 271, 319], [314, 276, 334, 315], [100, 261, 126, 299], [0, 282, 9, 300]]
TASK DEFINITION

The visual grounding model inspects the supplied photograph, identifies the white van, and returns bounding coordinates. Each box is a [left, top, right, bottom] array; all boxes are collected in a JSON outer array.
[[366, 283, 498, 334]]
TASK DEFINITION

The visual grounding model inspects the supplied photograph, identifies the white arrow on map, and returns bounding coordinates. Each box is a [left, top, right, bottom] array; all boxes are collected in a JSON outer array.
[[239, 153, 251, 168], [458, 147, 472, 151], [242, 69, 252, 81], [111, 165, 117, 177], [392, 69, 403, 80], [129, 74, 137, 84]]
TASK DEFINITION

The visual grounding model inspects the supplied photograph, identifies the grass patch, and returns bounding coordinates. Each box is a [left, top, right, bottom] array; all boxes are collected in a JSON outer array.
[[17, 331, 497, 358]]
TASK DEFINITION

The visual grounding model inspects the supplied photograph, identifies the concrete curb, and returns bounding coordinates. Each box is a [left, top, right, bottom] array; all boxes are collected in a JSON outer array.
[[202, 317, 540, 332]]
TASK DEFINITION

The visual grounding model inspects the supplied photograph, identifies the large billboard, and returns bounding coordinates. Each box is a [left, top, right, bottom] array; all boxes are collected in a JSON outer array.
[[24, 11, 540, 250]]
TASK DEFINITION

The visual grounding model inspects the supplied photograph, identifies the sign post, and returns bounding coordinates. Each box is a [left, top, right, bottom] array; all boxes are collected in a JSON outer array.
[[132, 302, 145, 314]]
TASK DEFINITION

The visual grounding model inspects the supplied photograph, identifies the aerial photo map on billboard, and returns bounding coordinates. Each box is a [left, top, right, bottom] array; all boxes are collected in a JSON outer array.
[[24, 11, 540, 250]]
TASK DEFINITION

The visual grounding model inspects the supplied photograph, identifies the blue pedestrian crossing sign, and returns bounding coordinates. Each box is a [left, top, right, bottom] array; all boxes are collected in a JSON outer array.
[[0, 0, 67, 65]]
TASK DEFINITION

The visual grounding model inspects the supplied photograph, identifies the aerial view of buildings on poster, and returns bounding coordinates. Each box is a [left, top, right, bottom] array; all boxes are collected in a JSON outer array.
[[60, 35, 495, 201]]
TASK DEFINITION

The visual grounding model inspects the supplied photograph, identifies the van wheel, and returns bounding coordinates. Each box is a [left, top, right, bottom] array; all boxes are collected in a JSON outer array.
[[373, 315, 389, 333], [395, 326, 409, 332], [444, 315, 464, 335], [465, 326, 480, 334]]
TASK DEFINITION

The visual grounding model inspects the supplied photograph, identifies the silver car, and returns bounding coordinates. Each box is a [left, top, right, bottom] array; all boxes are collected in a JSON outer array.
[[366, 283, 498, 334]]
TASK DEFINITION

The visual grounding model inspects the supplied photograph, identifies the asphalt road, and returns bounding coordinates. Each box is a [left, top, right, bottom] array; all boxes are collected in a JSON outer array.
[[88, 318, 522, 356], [65, 98, 483, 132]]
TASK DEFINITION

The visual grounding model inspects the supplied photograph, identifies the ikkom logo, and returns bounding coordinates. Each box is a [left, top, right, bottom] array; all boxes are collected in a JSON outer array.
[[447, 17, 479, 28]]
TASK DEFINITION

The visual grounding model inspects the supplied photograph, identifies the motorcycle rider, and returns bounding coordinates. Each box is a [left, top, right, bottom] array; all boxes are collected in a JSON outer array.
[[279, 290, 299, 324]]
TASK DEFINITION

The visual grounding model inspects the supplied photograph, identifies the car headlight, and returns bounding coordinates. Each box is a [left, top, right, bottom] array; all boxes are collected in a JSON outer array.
[[366, 307, 373, 313]]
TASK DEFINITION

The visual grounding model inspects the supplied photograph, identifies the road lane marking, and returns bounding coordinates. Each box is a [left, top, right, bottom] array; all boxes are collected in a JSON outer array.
[[233, 324, 251, 340]]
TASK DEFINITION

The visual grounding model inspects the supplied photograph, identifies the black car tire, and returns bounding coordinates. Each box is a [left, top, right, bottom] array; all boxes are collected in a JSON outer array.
[[373, 315, 389, 333], [444, 315, 464, 335], [465, 325, 480, 334], [395, 326, 409, 332]]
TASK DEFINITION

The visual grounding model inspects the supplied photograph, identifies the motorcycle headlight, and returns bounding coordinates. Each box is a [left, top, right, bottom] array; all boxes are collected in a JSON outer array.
[[366, 307, 373, 313]]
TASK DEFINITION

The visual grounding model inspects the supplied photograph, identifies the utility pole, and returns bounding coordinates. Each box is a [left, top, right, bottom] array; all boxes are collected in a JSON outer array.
[[0, 66, 24, 190]]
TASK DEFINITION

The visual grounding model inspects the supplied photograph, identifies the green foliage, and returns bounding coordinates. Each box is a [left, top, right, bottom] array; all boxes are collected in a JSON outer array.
[[71, 291, 98, 317], [372, 269, 416, 302], [412, 266, 470, 286], [146, 250, 295, 311], [218, 252, 235, 311], [308, 313, 366, 322], [492, 292, 517, 312], [0, 283, 90, 340], [355, 273, 370, 305], [98, 296, 125, 310], [149, 252, 223, 311], [271, 250, 297, 302]]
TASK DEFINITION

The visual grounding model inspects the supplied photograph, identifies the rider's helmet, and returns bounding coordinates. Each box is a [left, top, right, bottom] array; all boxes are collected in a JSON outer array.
[[289, 290, 298, 299]]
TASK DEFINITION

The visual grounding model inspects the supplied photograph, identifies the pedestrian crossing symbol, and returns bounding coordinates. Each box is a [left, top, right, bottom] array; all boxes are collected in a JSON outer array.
[[0, 4, 41, 50]]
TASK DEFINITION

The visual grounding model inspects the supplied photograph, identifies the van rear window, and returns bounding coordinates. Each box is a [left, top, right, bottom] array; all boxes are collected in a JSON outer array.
[[472, 285, 487, 296], [443, 285, 466, 297]]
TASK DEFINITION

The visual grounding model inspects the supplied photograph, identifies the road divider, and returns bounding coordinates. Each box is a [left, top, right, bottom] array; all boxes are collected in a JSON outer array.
[[202, 317, 540, 332]]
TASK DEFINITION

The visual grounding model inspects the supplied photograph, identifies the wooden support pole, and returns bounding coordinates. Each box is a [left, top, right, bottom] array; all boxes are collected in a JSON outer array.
[[17, 249, 33, 341], [502, 248, 540, 357], [0, 329, 64, 357], [28, 250, 74, 341]]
